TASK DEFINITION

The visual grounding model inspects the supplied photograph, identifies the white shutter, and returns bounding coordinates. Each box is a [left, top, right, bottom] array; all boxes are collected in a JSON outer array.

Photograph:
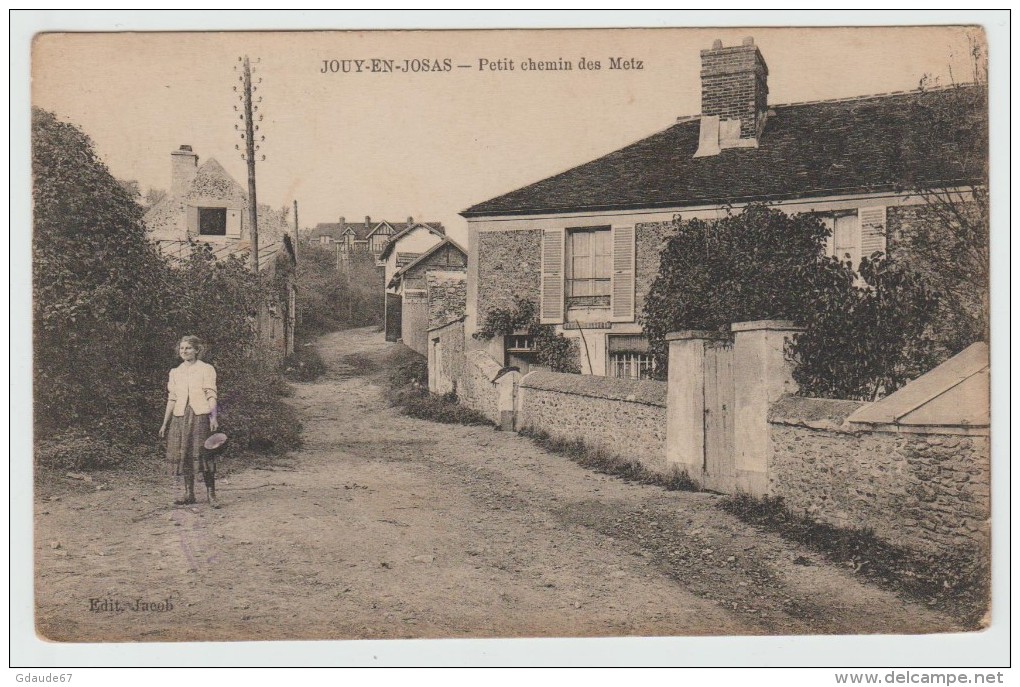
[[859, 206, 887, 259], [186, 206, 199, 235], [610, 225, 636, 322], [540, 228, 565, 324], [226, 209, 242, 237]]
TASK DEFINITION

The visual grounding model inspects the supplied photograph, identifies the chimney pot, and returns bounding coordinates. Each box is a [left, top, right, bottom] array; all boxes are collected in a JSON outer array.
[[407, 216, 414, 225], [179, 144, 193, 152], [698, 38, 769, 144]]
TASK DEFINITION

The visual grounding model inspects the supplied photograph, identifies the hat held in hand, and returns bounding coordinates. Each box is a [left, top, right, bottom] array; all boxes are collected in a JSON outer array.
[[204, 433, 228, 451]]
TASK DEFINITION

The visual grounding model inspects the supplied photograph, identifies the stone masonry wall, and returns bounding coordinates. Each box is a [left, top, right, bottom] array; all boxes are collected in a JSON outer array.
[[476, 229, 542, 318], [518, 371, 669, 475], [427, 272, 467, 331], [634, 221, 676, 319], [767, 396, 990, 556], [457, 351, 503, 425]]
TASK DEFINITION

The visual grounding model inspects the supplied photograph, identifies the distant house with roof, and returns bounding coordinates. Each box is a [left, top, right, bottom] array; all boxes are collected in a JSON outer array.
[[308, 215, 445, 267], [144, 144, 296, 358], [385, 238, 467, 354], [460, 37, 985, 379], [377, 221, 448, 342]]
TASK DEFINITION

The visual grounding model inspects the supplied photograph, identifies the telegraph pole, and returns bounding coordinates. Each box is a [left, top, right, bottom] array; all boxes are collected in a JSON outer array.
[[292, 199, 299, 264], [242, 56, 259, 273]]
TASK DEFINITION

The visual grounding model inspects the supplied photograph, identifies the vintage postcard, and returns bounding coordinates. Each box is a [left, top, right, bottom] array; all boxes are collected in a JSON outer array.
[[24, 22, 999, 660]]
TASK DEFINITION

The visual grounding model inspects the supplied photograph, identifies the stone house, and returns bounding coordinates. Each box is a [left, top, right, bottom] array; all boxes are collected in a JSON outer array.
[[378, 221, 448, 342], [460, 37, 986, 379], [386, 238, 467, 354], [144, 145, 296, 359]]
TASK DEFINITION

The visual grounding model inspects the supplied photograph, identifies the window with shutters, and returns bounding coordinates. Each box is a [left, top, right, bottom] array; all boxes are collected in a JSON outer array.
[[198, 208, 227, 236], [566, 227, 612, 309], [819, 207, 886, 270], [539, 224, 635, 325]]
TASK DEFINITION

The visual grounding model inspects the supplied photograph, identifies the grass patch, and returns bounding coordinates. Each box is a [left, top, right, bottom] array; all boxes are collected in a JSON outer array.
[[283, 341, 327, 382], [718, 493, 989, 628], [518, 426, 700, 492], [384, 345, 493, 427]]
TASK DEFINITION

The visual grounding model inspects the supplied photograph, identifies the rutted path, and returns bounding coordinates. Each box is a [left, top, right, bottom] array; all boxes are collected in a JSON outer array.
[[35, 327, 960, 641]]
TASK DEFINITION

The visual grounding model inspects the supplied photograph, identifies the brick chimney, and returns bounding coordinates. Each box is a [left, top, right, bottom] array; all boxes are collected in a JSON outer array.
[[406, 216, 414, 226], [170, 145, 198, 196], [695, 37, 769, 157], [365, 215, 371, 230]]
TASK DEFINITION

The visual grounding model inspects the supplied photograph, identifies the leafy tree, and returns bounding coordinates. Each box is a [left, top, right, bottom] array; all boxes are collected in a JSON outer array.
[[788, 255, 940, 401], [641, 204, 828, 376], [33, 108, 173, 434], [900, 34, 988, 350], [296, 243, 383, 335]]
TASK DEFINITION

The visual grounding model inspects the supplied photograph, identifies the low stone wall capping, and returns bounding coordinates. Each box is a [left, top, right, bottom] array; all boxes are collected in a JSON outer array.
[[520, 370, 667, 407]]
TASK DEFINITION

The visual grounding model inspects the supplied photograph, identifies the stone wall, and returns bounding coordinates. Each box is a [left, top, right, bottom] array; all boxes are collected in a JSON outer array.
[[634, 221, 675, 318], [476, 229, 542, 319], [426, 272, 467, 330], [427, 318, 464, 396], [518, 371, 670, 475], [458, 350, 504, 425], [767, 395, 990, 556]]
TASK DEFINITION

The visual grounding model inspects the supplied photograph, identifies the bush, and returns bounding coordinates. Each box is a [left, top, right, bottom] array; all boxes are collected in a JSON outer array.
[[283, 343, 326, 382], [297, 244, 383, 335], [35, 429, 143, 472], [789, 254, 940, 400], [642, 205, 828, 377]]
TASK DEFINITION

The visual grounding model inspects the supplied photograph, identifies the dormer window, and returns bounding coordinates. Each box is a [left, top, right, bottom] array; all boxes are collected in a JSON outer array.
[[199, 208, 227, 236]]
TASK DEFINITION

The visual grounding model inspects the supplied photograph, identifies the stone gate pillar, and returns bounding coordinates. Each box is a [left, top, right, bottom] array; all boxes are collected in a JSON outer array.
[[730, 320, 801, 496]]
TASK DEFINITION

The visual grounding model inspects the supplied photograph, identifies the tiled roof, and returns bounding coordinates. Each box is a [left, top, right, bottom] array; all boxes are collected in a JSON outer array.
[[378, 222, 448, 261], [462, 87, 987, 217], [388, 238, 467, 287]]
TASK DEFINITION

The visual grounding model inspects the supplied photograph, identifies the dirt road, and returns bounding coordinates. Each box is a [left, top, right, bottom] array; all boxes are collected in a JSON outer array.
[[35, 327, 961, 641]]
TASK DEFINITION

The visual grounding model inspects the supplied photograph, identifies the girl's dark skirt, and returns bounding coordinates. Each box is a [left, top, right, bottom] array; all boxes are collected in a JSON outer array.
[[166, 405, 214, 477]]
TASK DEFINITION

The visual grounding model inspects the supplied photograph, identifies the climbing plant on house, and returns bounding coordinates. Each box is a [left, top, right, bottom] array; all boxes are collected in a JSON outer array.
[[474, 296, 581, 374]]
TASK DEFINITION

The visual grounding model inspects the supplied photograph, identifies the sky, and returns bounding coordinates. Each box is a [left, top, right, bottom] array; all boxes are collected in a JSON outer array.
[[32, 26, 981, 247]]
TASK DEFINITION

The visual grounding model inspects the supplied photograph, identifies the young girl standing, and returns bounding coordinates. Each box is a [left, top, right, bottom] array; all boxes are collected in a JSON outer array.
[[159, 335, 219, 507]]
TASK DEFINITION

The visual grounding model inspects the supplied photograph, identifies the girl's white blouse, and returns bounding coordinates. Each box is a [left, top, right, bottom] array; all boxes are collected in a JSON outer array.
[[167, 360, 217, 416]]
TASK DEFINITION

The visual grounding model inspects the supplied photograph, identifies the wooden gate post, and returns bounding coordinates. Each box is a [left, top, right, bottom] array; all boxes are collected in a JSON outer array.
[[665, 330, 722, 482]]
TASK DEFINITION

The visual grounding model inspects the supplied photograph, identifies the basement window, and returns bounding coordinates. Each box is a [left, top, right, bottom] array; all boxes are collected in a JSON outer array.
[[608, 334, 655, 380]]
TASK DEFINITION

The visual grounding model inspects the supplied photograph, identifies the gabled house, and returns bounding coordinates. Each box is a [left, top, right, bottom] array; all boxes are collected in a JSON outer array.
[[385, 238, 467, 354], [461, 37, 985, 379], [378, 221, 447, 341], [144, 144, 296, 358], [308, 215, 444, 266]]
